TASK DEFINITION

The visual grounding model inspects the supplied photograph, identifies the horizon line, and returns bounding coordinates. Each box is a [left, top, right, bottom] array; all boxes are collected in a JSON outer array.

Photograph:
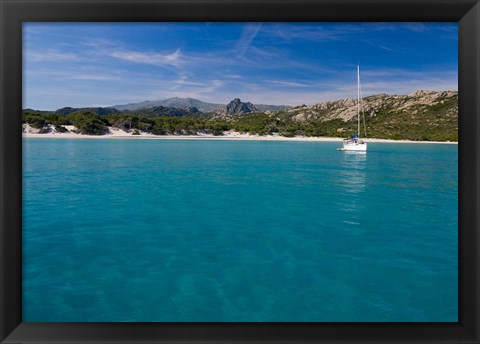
[[23, 88, 459, 112]]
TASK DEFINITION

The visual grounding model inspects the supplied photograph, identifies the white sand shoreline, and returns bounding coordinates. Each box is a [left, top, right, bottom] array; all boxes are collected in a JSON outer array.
[[20, 124, 457, 144], [22, 132, 458, 144]]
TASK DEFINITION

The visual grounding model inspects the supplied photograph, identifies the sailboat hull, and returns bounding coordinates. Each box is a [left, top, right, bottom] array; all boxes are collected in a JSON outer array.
[[341, 142, 367, 151]]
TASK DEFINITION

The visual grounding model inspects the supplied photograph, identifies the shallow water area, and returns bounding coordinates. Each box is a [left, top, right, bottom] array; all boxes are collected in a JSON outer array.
[[22, 138, 458, 322]]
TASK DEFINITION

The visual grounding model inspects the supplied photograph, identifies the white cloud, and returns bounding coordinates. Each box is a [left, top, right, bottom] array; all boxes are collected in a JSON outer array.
[[235, 23, 262, 57], [173, 75, 208, 87], [81, 39, 118, 49], [224, 74, 243, 79], [67, 74, 120, 81], [26, 49, 78, 62], [269, 80, 309, 87], [23, 68, 122, 82], [108, 49, 183, 67]]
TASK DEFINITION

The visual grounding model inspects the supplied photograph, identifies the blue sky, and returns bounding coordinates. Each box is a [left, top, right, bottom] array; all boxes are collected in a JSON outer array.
[[24, 22, 458, 110]]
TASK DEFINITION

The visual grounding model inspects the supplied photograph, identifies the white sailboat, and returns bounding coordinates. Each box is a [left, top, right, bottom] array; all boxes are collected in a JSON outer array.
[[338, 65, 367, 152]]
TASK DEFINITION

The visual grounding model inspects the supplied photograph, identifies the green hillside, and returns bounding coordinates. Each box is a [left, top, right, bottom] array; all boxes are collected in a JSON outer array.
[[22, 90, 458, 141]]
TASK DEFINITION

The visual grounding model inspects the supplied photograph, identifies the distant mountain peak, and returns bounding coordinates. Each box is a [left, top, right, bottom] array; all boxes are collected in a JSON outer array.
[[225, 98, 257, 114], [112, 97, 224, 113]]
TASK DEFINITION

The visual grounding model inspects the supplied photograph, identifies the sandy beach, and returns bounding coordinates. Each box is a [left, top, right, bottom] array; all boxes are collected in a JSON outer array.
[[22, 126, 458, 144]]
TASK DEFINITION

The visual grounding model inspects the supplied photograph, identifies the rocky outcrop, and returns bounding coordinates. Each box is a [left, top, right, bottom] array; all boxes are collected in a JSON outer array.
[[183, 106, 200, 114], [224, 98, 258, 114], [285, 90, 458, 123]]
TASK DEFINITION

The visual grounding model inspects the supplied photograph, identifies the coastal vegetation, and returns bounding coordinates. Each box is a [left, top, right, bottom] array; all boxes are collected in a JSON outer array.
[[22, 90, 458, 141]]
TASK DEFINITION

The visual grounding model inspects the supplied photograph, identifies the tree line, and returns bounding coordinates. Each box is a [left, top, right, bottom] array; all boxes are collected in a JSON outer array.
[[22, 111, 349, 137], [22, 109, 457, 141]]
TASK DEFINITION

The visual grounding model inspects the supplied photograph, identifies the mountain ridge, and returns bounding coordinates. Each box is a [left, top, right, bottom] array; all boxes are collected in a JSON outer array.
[[283, 90, 457, 123], [112, 97, 291, 113]]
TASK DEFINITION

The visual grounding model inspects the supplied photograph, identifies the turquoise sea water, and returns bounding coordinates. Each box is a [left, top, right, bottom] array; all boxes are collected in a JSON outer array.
[[22, 138, 458, 322]]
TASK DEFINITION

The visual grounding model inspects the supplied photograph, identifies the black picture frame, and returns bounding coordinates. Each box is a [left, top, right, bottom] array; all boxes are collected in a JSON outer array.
[[1, 0, 479, 343]]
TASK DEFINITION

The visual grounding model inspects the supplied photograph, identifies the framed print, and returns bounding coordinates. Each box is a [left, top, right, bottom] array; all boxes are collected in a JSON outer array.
[[1, 0, 479, 343]]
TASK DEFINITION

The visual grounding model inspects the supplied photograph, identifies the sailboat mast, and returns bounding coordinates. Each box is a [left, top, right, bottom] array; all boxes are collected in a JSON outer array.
[[357, 64, 360, 136]]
